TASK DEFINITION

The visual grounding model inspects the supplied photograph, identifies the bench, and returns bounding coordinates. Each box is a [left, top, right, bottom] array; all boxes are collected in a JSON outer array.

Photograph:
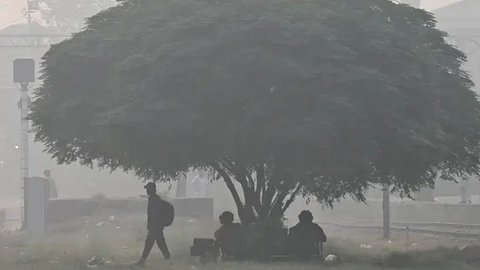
[[190, 229, 325, 263]]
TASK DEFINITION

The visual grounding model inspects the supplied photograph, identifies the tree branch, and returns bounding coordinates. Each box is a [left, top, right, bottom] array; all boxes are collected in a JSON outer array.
[[256, 163, 265, 196], [263, 182, 276, 209], [218, 158, 259, 222], [268, 187, 289, 219], [246, 170, 255, 191], [282, 183, 302, 212], [211, 161, 244, 220]]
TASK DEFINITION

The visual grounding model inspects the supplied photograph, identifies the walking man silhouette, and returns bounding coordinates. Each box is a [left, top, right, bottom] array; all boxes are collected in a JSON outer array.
[[136, 182, 171, 266]]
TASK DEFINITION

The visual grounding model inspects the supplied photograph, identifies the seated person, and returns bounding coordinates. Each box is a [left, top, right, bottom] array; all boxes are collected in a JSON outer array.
[[288, 210, 327, 258], [214, 211, 245, 258]]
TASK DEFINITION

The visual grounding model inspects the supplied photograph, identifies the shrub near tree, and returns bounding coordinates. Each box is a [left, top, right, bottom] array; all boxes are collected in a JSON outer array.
[[32, 0, 480, 226]]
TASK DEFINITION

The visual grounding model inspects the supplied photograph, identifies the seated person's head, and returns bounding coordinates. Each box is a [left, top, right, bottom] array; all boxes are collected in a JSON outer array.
[[219, 211, 234, 225], [298, 210, 314, 223]]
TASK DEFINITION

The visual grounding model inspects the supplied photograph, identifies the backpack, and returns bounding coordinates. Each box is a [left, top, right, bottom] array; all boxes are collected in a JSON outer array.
[[158, 199, 175, 227]]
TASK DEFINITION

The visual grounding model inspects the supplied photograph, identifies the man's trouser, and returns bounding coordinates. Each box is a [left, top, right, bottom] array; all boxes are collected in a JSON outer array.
[[139, 230, 171, 262]]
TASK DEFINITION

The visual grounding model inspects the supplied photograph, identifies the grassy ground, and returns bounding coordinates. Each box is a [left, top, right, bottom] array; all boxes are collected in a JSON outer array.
[[1, 215, 479, 270]]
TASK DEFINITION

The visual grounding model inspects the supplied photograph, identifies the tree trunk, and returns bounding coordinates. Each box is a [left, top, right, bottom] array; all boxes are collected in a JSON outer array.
[[212, 159, 301, 226], [211, 161, 247, 222]]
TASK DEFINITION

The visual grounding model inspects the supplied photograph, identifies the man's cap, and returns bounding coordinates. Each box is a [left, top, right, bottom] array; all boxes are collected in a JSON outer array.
[[144, 182, 156, 189]]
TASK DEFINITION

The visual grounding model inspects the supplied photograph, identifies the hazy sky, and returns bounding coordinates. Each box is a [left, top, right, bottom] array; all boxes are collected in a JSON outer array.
[[0, 0, 464, 30], [0, 0, 25, 28]]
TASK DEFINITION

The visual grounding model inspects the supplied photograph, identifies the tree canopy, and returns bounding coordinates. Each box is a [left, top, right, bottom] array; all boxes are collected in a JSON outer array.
[[32, 0, 480, 223]]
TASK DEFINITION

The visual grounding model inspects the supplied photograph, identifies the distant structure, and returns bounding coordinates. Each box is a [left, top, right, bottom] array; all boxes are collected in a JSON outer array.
[[398, 0, 422, 8], [0, 209, 5, 229], [414, 188, 435, 202], [176, 175, 188, 198], [433, 0, 480, 89], [189, 170, 207, 198], [175, 169, 208, 198], [0, 23, 61, 227], [26, 0, 41, 25], [0, 24, 68, 49], [43, 169, 58, 199], [0, 22, 148, 218], [434, 0, 480, 201]]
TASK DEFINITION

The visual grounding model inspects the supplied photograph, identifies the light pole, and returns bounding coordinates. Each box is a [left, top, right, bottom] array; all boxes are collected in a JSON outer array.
[[13, 59, 35, 228], [382, 184, 391, 239]]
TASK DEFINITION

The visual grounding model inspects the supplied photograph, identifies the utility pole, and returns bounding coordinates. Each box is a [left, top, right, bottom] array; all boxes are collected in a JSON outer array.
[[26, 1, 40, 25], [20, 82, 29, 226], [14, 59, 35, 228], [382, 184, 390, 239]]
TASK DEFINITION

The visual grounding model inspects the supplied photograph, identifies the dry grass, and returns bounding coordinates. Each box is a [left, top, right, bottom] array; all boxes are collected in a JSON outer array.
[[1, 215, 479, 270]]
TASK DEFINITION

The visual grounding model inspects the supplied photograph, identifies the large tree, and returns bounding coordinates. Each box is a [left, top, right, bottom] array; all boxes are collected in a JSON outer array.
[[32, 0, 480, 224]]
